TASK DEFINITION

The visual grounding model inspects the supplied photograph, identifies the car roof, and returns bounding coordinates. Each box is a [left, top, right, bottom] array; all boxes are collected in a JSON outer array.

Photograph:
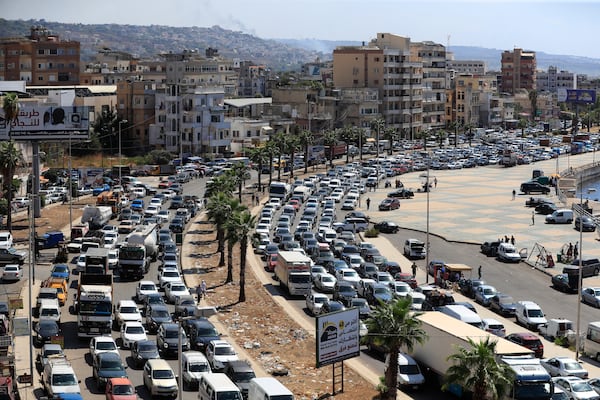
[[508, 332, 539, 340], [108, 377, 133, 386]]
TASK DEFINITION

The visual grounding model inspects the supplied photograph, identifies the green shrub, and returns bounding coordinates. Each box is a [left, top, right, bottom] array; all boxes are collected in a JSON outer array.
[[364, 228, 379, 238]]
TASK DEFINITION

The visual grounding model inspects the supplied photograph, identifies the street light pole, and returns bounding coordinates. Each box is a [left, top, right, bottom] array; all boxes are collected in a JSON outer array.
[[118, 120, 128, 183], [68, 132, 72, 234], [576, 174, 584, 361]]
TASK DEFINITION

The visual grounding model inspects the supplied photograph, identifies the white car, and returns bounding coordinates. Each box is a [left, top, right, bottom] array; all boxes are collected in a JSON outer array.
[[164, 281, 190, 304], [313, 273, 337, 293], [144, 205, 160, 217], [157, 210, 170, 224], [553, 376, 597, 400], [1, 264, 22, 281], [205, 339, 239, 372], [103, 236, 117, 250], [136, 280, 159, 302], [408, 291, 426, 311], [76, 254, 86, 272], [481, 318, 506, 337], [541, 357, 588, 378], [390, 281, 412, 298], [255, 224, 270, 237], [497, 242, 521, 263], [89, 336, 119, 359], [0, 232, 13, 249], [101, 225, 118, 234], [114, 300, 142, 328], [157, 267, 181, 289], [335, 268, 360, 288], [267, 198, 281, 210], [107, 249, 118, 269], [120, 321, 147, 349], [305, 292, 330, 316]]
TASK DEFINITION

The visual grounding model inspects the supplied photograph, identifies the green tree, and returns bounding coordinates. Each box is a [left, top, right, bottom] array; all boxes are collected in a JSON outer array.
[[206, 192, 233, 267], [248, 146, 269, 192], [338, 125, 356, 164], [285, 130, 300, 180], [298, 129, 314, 174], [224, 199, 245, 283], [0, 141, 24, 231], [227, 210, 256, 302], [227, 162, 250, 203], [205, 174, 235, 198], [371, 118, 386, 157], [322, 129, 338, 168], [444, 337, 514, 400], [518, 118, 528, 137], [2, 93, 19, 140], [383, 127, 398, 155], [265, 140, 278, 186], [271, 132, 287, 182], [362, 297, 427, 400], [92, 108, 118, 154]]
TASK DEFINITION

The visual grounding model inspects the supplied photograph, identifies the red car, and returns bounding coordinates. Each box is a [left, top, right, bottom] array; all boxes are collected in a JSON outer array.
[[288, 199, 301, 210], [505, 332, 544, 358], [378, 198, 400, 211], [105, 377, 136, 400], [395, 272, 417, 289], [267, 253, 278, 272]]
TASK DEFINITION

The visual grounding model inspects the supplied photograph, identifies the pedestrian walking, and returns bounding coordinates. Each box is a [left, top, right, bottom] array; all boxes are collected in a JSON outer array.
[[574, 242, 579, 260], [478, 265, 482, 279], [366, 198, 371, 210], [531, 211, 535, 225], [434, 177, 438, 188], [512, 189, 516, 200], [411, 262, 417, 277], [196, 280, 207, 301], [510, 235, 515, 246]]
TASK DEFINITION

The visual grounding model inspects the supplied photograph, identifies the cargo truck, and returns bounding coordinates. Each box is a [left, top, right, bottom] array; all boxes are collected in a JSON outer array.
[[118, 244, 148, 280], [81, 205, 112, 230], [274, 251, 312, 296], [412, 312, 553, 399], [74, 274, 113, 338], [127, 224, 158, 261], [83, 247, 109, 275]]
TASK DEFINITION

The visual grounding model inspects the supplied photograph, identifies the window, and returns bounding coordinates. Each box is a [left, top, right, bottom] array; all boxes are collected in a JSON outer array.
[[49, 48, 57, 55], [38, 49, 45, 55]]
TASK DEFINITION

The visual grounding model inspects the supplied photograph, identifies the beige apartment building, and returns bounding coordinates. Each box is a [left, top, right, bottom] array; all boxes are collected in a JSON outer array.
[[501, 48, 536, 94]]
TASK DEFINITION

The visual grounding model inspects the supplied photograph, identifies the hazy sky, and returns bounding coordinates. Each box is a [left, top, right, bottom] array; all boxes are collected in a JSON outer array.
[[4, 0, 600, 58]]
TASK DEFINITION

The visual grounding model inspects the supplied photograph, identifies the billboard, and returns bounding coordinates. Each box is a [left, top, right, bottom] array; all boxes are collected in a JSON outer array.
[[315, 307, 360, 367], [558, 89, 597, 104], [0, 105, 90, 140]]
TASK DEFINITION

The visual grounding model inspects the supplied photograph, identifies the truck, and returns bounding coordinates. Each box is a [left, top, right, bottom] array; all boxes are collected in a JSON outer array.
[[75, 274, 113, 338], [538, 318, 575, 342], [501, 148, 517, 167], [118, 244, 148, 280], [81, 205, 113, 230], [127, 224, 158, 262], [412, 312, 553, 399], [70, 223, 89, 240], [292, 185, 312, 203], [96, 190, 122, 216], [325, 144, 346, 160], [83, 247, 109, 275], [274, 251, 312, 296]]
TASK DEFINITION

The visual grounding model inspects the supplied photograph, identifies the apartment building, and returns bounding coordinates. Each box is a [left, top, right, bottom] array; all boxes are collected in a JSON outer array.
[[449, 74, 497, 128], [0, 26, 80, 85], [333, 33, 424, 139], [116, 80, 157, 154], [237, 61, 268, 97], [446, 60, 486, 76], [500, 48, 536, 94], [411, 41, 447, 131], [337, 88, 382, 131], [536, 66, 576, 93]]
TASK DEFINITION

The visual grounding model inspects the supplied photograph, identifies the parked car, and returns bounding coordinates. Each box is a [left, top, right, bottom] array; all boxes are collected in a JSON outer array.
[[552, 377, 597, 400], [551, 274, 578, 293], [575, 216, 596, 232], [520, 182, 550, 195], [489, 293, 517, 316], [378, 197, 400, 211], [505, 332, 544, 358], [1, 264, 22, 281], [474, 285, 497, 306], [541, 356, 588, 378], [387, 188, 414, 199], [581, 287, 600, 308], [480, 241, 501, 257], [373, 221, 400, 234]]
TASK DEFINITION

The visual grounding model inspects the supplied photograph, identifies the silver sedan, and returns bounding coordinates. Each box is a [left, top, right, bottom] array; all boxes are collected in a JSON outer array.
[[581, 287, 600, 308]]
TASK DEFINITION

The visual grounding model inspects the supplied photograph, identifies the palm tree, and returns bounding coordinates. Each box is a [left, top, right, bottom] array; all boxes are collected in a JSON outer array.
[[444, 337, 514, 400], [265, 140, 278, 185], [322, 129, 338, 168], [227, 162, 249, 203], [248, 146, 269, 192], [371, 118, 385, 157], [338, 125, 356, 164], [528, 90, 538, 123], [2, 93, 19, 141], [362, 297, 427, 400], [228, 210, 256, 303], [382, 127, 397, 155], [285, 131, 300, 180], [206, 192, 233, 267], [224, 199, 245, 283], [272, 132, 287, 182], [205, 174, 235, 198], [0, 141, 23, 231], [298, 129, 314, 174]]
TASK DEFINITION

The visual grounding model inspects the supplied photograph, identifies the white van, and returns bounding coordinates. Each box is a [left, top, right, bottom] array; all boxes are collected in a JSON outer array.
[[585, 321, 600, 360], [515, 301, 547, 331], [386, 353, 425, 389], [39, 298, 61, 324], [439, 305, 483, 329], [198, 373, 243, 400], [545, 209, 574, 224], [248, 377, 294, 400], [182, 351, 211, 390]]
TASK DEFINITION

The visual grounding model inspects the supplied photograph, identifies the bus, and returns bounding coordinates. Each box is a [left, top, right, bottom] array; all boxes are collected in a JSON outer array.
[[269, 181, 291, 201], [226, 157, 252, 168]]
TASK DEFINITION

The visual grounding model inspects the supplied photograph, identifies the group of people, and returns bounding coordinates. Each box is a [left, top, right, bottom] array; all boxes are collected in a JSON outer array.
[[566, 241, 579, 260], [499, 235, 516, 246]]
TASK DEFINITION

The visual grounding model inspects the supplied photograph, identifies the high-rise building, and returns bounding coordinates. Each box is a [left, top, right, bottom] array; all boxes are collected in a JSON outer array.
[[411, 41, 447, 131], [0, 26, 80, 85], [500, 48, 536, 94], [536, 66, 575, 93]]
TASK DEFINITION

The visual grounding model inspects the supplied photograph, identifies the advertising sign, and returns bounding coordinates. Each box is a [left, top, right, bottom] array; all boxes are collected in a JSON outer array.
[[315, 307, 360, 368], [0, 105, 90, 141], [558, 89, 597, 104]]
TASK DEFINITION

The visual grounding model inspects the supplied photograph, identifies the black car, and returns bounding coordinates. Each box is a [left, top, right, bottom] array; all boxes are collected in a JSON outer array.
[[157, 323, 188, 357], [145, 304, 172, 333], [345, 211, 370, 222], [224, 360, 256, 398], [388, 188, 414, 199], [373, 221, 399, 234], [333, 282, 358, 306], [93, 352, 127, 390], [0, 247, 26, 265], [142, 292, 166, 315], [183, 317, 221, 352], [0, 302, 8, 318], [551, 273, 578, 293], [535, 202, 557, 215], [575, 216, 596, 232], [34, 318, 60, 347], [520, 182, 550, 195], [130, 339, 160, 368], [169, 195, 184, 209], [525, 197, 552, 208], [169, 217, 185, 233], [489, 293, 517, 317], [480, 241, 501, 257]]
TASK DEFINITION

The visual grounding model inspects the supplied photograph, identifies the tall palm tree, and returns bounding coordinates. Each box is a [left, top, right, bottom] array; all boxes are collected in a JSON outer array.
[[224, 199, 245, 283], [206, 192, 233, 267], [0, 141, 23, 231], [383, 127, 398, 155], [205, 174, 235, 198], [322, 129, 338, 168], [338, 125, 356, 164], [2, 93, 19, 141], [444, 337, 514, 400], [227, 162, 249, 203], [265, 140, 278, 185], [355, 127, 366, 160], [247, 146, 269, 192], [285, 133, 300, 180], [270, 132, 287, 182], [298, 129, 314, 174], [371, 118, 385, 157], [228, 210, 256, 303], [362, 297, 427, 400]]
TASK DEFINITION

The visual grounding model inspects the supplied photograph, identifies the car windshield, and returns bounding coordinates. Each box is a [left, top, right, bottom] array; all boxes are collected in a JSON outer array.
[[153, 310, 170, 319], [96, 341, 116, 350], [572, 382, 593, 392], [314, 296, 328, 304], [233, 371, 256, 382], [52, 373, 77, 386], [527, 309, 544, 318], [215, 346, 236, 355], [41, 309, 58, 317], [113, 384, 135, 395], [101, 359, 123, 370], [499, 297, 514, 304], [189, 362, 210, 372], [483, 288, 496, 295], [153, 369, 174, 379], [563, 362, 582, 371], [121, 307, 138, 313], [374, 287, 390, 295], [126, 326, 145, 334], [141, 284, 155, 291], [163, 271, 179, 278], [321, 276, 334, 283], [138, 343, 157, 352], [339, 286, 355, 294], [399, 364, 420, 374], [164, 329, 180, 339], [351, 299, 367, 307]]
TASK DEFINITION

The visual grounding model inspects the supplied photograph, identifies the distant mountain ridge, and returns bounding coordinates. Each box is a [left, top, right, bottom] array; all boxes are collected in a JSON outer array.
[[1, 19, 599, 76]]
